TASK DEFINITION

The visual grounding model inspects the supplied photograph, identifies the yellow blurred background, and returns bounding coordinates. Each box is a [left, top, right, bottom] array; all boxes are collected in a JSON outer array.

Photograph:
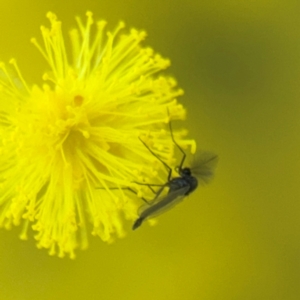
[[0, 0, 300, 299]]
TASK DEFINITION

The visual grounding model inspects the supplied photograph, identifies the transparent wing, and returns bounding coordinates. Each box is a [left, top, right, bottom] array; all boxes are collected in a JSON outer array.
[[147, 184, 169, 205], [190, 152, 218, 185], [137, 185, 190, 220]]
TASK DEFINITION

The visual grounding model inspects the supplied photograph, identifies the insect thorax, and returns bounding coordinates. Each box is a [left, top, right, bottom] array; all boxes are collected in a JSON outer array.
[[169, 175, 198, 195]]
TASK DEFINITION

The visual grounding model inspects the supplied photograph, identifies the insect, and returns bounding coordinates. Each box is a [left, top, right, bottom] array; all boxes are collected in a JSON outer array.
[[132, 120, 218, 230]]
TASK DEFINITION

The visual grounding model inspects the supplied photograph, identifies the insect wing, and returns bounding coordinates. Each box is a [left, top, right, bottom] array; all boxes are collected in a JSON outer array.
[[190, 152, 218, 185], [138, 185, 190, 221], [147, 184, 169, 205]]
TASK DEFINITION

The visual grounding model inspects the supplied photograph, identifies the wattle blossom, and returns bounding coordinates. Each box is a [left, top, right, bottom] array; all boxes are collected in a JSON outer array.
[[0, 12, 195, 258]]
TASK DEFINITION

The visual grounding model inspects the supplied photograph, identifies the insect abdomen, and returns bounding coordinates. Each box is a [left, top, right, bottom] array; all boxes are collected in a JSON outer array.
[[132, 217, 144, 230]]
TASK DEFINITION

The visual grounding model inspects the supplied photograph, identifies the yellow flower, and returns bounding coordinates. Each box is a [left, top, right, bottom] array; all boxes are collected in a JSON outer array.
[[0, 11, 195, 258]]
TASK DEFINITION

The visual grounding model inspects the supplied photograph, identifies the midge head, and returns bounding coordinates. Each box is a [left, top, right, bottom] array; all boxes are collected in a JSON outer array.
[[175, 166, 191, 177]]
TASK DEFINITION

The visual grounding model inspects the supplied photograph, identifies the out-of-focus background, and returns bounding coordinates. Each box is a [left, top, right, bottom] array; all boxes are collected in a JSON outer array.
[[0, 1, 300, 299]]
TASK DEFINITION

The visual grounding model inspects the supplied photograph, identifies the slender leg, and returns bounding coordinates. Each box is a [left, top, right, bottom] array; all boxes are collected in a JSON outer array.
[[167, 108, 186, 171], [96, 186, 151, 204], [132, 182, 164, 194], [138, 137, 173, 182]]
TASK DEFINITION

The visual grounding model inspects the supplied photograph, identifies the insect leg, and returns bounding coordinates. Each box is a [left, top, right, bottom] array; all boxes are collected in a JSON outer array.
[[139, 136, 173, 182], [96, 186, 151, 204], [167, 109, 186, 171], [132, 181, 169, 203]]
